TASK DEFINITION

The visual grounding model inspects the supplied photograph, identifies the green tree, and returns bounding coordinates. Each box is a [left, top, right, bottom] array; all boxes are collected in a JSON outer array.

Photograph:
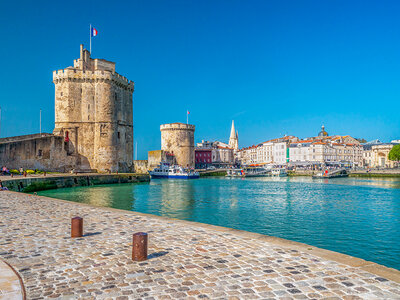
[[388, 144, 400, 161], [356, 138, 367, 143]]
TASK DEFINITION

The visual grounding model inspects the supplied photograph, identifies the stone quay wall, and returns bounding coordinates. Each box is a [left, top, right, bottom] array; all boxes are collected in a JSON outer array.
[[160, 123, 195, 168], [1, 173, 149, 192]]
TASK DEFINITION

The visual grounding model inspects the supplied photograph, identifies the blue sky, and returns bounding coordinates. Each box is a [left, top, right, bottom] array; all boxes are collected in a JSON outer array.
[[1, 0, 399, 159]]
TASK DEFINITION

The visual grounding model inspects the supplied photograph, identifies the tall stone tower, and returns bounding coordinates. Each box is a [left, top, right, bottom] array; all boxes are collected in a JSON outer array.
[[229, 120, 239, 150], [53, 44, 134, 172], [160, 123, 195, 167]]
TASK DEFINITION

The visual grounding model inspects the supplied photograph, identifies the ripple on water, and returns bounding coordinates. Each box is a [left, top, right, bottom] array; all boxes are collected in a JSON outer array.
[[37, 176, 400, 270]]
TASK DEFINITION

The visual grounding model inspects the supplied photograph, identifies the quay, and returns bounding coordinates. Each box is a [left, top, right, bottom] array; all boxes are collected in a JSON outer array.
[[0, 190, 400, 299], [0, 173, 149, 192]]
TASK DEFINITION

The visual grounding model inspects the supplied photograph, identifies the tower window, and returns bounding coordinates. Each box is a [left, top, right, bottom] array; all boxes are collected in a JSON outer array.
[[60, 92, 63, 96], [118, 132, 120, 139]]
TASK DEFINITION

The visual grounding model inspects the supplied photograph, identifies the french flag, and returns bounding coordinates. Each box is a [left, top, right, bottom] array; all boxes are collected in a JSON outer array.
[[91, 27, 98, 37]]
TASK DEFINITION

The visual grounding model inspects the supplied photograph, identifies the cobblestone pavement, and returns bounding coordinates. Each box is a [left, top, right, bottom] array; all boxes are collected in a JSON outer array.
[[1, 191, 400, 299]]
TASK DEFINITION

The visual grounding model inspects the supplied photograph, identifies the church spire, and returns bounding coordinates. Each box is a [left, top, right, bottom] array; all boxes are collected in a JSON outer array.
[[229, 120, 239, 150]]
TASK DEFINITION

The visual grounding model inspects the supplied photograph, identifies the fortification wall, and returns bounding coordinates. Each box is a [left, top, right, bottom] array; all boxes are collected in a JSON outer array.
[[0, 135, 76, 172], [133, 160, 149, 174], [52, 49, 134, 173], [160, 123, 195, 168]]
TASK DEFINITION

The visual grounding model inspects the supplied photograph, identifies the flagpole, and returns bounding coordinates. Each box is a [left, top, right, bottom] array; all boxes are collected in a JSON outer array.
[[39, 109, 42, 136], [89, 24, 92, 54], [187, 110, 188, 124]]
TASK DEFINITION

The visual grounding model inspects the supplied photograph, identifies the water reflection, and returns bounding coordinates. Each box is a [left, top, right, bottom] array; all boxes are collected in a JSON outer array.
[[37, 177, 400, 270]]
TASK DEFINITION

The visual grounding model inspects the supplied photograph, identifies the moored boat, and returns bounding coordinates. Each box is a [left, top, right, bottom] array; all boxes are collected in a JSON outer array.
[[271, 168, 288, 177], [312, 168, 349, 179], [226, 167, 271, 178], [150, 162, 200, 179]]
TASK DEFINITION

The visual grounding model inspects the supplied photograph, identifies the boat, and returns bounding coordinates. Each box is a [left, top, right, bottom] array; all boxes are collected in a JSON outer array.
[[271, 168, 288, 177], [149, 162, 200, 179], [226, 167, 271, 178], [312, 168, 349, 179]]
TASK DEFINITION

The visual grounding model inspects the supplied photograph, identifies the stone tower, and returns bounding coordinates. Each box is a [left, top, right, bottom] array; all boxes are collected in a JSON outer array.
[[160, 123, 195, 167], [229, 120, 239, 150], [53, 44, 134, 172]]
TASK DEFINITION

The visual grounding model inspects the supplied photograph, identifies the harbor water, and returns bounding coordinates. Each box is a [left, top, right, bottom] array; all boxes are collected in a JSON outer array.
[[37, 177, 400, 270]]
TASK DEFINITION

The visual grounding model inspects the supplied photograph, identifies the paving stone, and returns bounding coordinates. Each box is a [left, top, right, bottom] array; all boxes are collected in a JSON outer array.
[[0, 191, 399, 299]]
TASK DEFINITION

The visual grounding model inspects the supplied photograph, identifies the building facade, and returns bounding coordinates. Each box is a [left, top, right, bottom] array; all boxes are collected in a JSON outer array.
[[53, 44, 134, 172], [363, 142, 399, 168], [195, 141, 234, 168]]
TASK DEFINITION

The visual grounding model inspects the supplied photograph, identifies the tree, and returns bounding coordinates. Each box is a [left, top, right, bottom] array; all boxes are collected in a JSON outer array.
[[355, 138, 367, 143], [388, 144, 400, 161]]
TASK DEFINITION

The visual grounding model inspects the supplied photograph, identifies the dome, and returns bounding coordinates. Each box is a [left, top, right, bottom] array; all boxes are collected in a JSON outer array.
[[318, 125, 328, 137]]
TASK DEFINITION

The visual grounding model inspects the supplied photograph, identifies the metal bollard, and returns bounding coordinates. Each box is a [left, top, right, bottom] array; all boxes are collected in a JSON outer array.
[[71, 217, 83, 238], [132, 232, 148, 261]]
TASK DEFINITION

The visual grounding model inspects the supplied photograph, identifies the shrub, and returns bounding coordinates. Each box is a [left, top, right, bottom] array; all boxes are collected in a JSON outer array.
[[26, 170, 35, 174], [10, 169, 19, 174]]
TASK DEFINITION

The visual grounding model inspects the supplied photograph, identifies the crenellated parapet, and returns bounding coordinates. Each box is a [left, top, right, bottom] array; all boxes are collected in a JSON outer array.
[[52, 44, 135, 173], [53, 69, 134, 91], [160, 123, 195, 132]]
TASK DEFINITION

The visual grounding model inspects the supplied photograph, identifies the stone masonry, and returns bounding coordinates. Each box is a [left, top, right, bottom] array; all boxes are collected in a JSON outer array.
[[53, 44, 134, 172], [161, 123, 195, 168], [1, 191, 400, 299]]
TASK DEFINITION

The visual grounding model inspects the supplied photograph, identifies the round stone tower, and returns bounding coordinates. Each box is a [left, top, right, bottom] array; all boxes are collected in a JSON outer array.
[[160, 123, 195, 168]]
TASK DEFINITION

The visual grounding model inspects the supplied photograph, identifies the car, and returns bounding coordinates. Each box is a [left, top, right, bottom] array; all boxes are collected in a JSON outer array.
[[207, 166, 216, 170]]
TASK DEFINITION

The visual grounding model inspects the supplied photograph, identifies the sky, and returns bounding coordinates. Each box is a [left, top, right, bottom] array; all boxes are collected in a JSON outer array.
[[0, 0, 399, 159]]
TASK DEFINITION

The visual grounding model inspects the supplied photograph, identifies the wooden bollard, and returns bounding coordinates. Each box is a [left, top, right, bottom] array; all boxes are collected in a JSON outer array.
[[132, 232, 148, 261], [43, 171, 46, 177], [23, 171, 27, 177], [71, 217, 83, 238]]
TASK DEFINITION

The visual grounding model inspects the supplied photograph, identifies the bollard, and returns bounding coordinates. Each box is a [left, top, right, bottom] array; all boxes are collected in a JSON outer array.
[[11, 174, 13, 178], [71, 217, 83, 238], [43, 171, 46, 177], [132, 232, 148, 261], [23, 171, 27, 177]]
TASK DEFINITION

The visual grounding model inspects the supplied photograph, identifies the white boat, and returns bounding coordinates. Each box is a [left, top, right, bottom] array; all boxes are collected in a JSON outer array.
[[226, 167, 271, 178], [149, 162, 200, 179], [271, 168, 288, 177], [313, 168, 349, 179]]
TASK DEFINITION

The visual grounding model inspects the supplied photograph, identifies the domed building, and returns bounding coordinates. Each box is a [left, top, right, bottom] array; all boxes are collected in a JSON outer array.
[[318, 125, 329, 137]]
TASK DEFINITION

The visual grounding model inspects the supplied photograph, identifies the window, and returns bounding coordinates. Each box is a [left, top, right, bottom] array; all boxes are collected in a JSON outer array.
[[118, 132, 120, 139], [38, 149, 42, 157]]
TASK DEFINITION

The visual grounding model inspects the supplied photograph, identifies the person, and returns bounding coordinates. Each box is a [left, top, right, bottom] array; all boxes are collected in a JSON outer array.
[[2, 166, 10, 176], [19, 167, 23, 175]]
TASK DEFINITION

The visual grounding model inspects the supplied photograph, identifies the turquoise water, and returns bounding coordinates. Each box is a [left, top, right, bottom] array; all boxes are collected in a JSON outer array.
[[37, 177, 400, 270]]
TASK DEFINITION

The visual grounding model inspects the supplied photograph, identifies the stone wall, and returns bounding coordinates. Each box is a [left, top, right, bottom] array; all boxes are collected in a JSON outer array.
[[0, 135, 76, 172], [160, 123, 195, 168], [147, 150, 177, 170], [133, 160, 148, 174], [1, 174, 149, 192], [52, 45, 134, 173]]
